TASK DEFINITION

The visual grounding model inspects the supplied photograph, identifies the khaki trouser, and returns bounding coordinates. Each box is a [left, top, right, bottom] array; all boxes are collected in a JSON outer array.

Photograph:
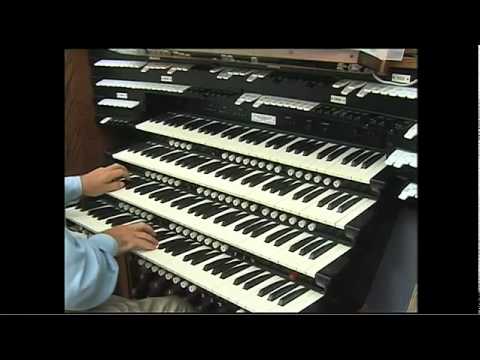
[[89, 295, 195, 313]]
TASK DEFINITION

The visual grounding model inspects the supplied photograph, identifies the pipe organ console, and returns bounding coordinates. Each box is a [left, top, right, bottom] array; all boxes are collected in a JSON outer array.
[[65, 49, 418, 313]]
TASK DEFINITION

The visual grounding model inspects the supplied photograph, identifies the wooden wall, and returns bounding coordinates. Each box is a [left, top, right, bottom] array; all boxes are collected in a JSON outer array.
[[64, 49, 111, 176]]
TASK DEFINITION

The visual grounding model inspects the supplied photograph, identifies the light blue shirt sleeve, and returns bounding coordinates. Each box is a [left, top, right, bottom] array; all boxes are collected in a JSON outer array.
[[65, 176, 83, 206], [65, 229, 119, 311], [65, 176, 120, 311]]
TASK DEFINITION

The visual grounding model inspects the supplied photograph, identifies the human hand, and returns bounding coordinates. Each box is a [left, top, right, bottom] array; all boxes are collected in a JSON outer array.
[[104, 222, 159, 255], [81, 164, 129, 197]]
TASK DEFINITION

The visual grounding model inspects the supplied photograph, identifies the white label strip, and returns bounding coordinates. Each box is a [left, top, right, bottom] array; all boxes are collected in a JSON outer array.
[[392, 73, 412, 84], [97, 98, 139, 109], [161, 76, 173, 82], [94, 59, 147, 68], [100, 117, 112, 124], [398, 183, 417, 200], [330, 95, 346, 105], [251, 112, 276, 126], [386, 149, 417, 169], [116, 92, 128, 99], [404, 124, 418, 139], [96, 79, 190, 93]]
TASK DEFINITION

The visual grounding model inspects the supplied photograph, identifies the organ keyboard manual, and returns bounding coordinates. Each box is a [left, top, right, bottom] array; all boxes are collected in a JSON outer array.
[[65, 48, 418, 313]]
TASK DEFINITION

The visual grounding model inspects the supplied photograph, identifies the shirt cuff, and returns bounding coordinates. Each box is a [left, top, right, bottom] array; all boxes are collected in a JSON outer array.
[[72, 176, 83, 198], [88, 233, 119, 257]]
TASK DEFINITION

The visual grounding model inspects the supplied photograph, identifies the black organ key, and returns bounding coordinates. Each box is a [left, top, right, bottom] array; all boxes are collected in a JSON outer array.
[[149, 188, 175, 199], [317, 192, 343, 207], [175, 155, 200, 166], [156, 231, 179, 240], [336, 196, 363, 213], [199, 161, 229, 174], [214, 210, 243, 224], [289, 235, 318, 252], [316, 144, 342, 159], [188, 202, 214, 214], [220, 212, 250, 227], [267, 284, 299, 301], [350, 151, 375, 167], [108, 215, 137, 226], [277, 181, 303, 196], [145, 147, 172, 159], [215, 165, 239, 178], [76, 198, 104, 211], [228, 169, 256, 182], [203, 257, 233, 272], [157, 238, 184, 250], [157, 190, 185, 203], [134, 183, 165, 195], [274, 230, 303, 247], [301, 142, 326, 156], [239, 130, 261, 143], [222, 127, 250, 139], [95, 209, 124, 220], [257, 280, 289, 297], [183, 119, 210, 130], [292, 185, 318, 200], [202, 205, 231, 219], [125, 177, 149, 189], [250, 223, 280, 238], [171, 243, 203, 256], [285, 139, 306, 153], [299, 239, 328, 256], [309, 242, 337, 259], [241, 172, 268, 185], [234, 217, 263, 231], [185, 157, 211, 169], [162, 151, 190, 163], [242, 219, 272, 235], [220, 264, 252, 279], [252, 131, 276, 145], [163, 239, 191, 253], [326, 146, 350, 161], [171, 196, 202, 209], [88, 207, 116, 217], [271, 136, 296, 149], [278, 287, 310, 306], [127, 142, 154, 153], [326, 194, 353, 210], [183, 248, 214, 262], [269, 179, 295, 194], [233, 269, 265, 285], [361, 153, 384, 169], [265, 227, 292, 243], [302, 187, 329, 203], [211, 259, 244, 276], [341, 149, 364, 165], [262, 178, 288, 191], [189, 251, 223, 265], [264, 135, 290, 148], [243, 274, 274, 290]]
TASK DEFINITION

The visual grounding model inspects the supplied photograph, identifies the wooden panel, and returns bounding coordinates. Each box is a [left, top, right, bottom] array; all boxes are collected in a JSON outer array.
[[64, 49, 111, 176], [166, 48, 361, 63]]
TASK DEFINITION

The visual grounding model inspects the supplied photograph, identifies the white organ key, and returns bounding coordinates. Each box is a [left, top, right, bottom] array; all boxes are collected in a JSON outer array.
[[105, 184, 350, 278], [135, 118, 386, 183], [112, 148, 374, 229]]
